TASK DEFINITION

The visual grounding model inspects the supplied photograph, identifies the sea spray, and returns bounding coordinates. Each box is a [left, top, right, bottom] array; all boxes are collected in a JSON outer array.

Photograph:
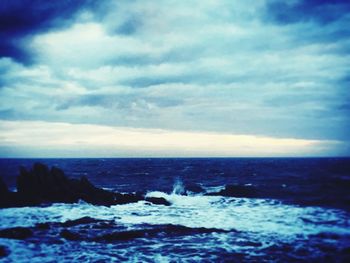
[[171, 177, 186, 195]]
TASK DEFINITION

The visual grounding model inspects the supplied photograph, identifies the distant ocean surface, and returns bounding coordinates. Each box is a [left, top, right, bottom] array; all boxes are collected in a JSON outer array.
[[1, 158, 350, 262]]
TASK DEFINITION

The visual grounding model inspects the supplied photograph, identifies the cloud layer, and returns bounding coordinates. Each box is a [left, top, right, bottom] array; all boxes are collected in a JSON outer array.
[[0, 0, 349, 156]]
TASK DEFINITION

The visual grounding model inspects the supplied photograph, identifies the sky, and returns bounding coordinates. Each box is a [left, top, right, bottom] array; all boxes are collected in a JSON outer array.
[[0, 0, 349, 157]]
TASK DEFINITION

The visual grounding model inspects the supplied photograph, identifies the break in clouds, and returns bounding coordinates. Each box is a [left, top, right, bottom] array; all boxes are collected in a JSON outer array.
[[0, 0, 349, 156]]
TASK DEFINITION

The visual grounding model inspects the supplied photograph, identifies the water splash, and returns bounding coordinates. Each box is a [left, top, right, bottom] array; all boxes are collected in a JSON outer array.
[[171, 177, 185, 195]]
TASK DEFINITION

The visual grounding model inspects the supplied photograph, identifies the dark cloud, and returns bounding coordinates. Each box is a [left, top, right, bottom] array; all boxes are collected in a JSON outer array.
[[265, 0, 350, 25], [0, 0, 97, 64], [263, 0, 350, 56], [115, 17, 141, 35]]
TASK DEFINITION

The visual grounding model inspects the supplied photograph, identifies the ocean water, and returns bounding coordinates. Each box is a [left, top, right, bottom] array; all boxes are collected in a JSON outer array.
[[0, 158, 350, 262]]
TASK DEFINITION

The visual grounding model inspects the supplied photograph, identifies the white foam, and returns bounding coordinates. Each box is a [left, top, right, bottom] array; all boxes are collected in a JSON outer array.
[[0, 193, 349, 241]]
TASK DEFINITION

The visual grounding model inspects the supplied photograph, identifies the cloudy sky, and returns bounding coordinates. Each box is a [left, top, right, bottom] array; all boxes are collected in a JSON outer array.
[[0, 0, 349, 157]]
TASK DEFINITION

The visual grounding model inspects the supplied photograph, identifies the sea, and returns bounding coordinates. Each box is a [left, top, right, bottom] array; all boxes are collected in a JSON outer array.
[[0, 158, 350, 262]]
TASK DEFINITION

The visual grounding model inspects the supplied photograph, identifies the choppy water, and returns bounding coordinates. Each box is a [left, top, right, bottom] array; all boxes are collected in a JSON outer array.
[[1, 158, 350, 262]]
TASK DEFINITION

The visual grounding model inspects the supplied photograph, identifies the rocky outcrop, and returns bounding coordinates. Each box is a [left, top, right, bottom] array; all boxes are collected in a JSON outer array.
[[0, 217, 229, 243], [0, 227, 33, 240], [206, 184, 259, 198], [145, 196, 171, 206], [0, 245, 10, 258], [0, 163, 171, 208], [185, 183, 204, 194]]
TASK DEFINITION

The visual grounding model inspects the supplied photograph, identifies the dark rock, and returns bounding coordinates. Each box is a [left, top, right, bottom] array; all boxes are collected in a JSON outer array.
[[341, 247, 350, 255], [185, 183, 204, 194], [236, 240, 262, 247], [94, 224, 228, 242], [36, 222, 51, 230], [0, 245, 9, 258], [14, 163, 124, 206], [113, 192, 144, 205], [145, 197, 171, 206], [95, 230, 146, 242], [60, 229, 82, 241], [0, 227, 33, 239], [17, 163, 76, 204], [1, 162, 172, 208], [0, 177, 13, 207], [207, 184, 258, 198], [0, 177, 8, 196], [90, 221, 116, 229]]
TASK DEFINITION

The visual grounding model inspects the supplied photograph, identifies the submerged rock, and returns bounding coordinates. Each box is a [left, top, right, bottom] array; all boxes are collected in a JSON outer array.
[[145, 197, 171, 206], [60, 229, 82, 241], [0, 177, 8, 196], [0, 245, 10, 258], [0, 227, 33, 240], [185, 183, 204, 194], [0, 177, 12, 207], [94, 224, 229, 242], [206, 184, 258, 198]]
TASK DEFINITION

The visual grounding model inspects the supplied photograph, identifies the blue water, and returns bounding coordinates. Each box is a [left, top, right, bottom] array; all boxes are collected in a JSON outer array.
[[1, 158, 350, 262]]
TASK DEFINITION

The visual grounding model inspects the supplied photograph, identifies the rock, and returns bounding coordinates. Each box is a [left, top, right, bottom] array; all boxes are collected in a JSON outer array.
[[94, 230, 146, 242], [207, 184, 258, 198], [1, 162, 173, 208], [0, 177, 8, 196], [36, 222, 51, 230], [113, 192, 144, 205], [21, 163, 81, 203], [60, 229, 82, 241], [0, 177, 12, 207], [0, 245, 10, 258], [15, 163, 118, 206], [0, 227, 33, 239], [94, 224, 228, 242], [145, 197, 171, 206], [341, 247, 350, 255], [185, 183, 204, 194]]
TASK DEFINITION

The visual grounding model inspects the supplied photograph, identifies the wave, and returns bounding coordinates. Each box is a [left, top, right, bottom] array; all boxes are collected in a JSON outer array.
[[1, 190, 350, 262], [1, 191, 349, 237]]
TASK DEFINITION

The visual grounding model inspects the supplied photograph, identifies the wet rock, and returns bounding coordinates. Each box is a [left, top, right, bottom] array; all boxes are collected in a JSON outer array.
[[311, 232, 340, 240], [13, 163, 134, 206], [0, 227, 33, 239], [95, 230, 146, 242], [0, 245, 10, 258], [1, 162, 173, 208], [145, 197, 171, 206], [341, 247, 350, 256], [113, 192, 144, 205], [207, 184, 258, 198], [60, 229, 82, 241], [36, 222, 51, 230], [17, 163, 77, 204], [0, 177, 13, 207], [94, 224, 228, 242], [0, 177, 8, 196], [185, 183, 204, 194]]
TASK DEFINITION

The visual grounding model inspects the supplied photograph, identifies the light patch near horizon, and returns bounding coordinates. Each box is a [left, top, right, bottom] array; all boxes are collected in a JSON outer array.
[[0, 121, 341, 158]]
